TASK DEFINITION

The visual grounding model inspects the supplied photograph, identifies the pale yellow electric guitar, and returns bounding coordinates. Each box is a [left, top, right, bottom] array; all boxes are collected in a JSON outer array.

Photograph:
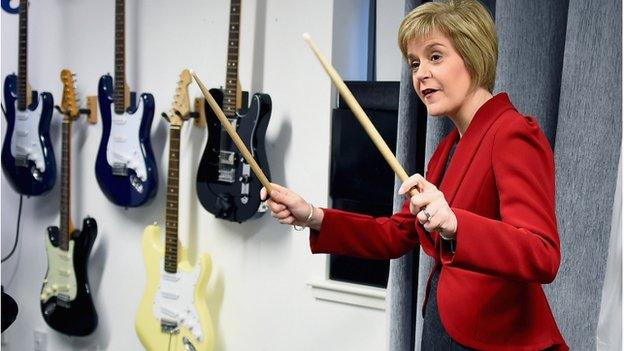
[[135, 69, 215, 351]]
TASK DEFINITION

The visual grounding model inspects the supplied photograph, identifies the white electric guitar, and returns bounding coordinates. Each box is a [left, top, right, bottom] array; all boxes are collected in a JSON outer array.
[[135, 70, 214, 351]]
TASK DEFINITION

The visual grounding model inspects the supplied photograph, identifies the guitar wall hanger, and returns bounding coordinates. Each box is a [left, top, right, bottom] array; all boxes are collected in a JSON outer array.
[[192, 97, 207, 127], [161, 99, 206, 127], [54, 95, 98, 124]]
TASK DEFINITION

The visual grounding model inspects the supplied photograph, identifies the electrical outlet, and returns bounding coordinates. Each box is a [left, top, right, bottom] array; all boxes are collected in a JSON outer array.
[[34, 329, 47, 351]]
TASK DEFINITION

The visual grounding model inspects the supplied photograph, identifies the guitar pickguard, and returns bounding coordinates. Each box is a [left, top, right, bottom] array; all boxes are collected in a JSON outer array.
[[41, 238, 77, 304], [154, 262, 204, 341], [10, 95, 47, 174], [106, 102, 149, 182]]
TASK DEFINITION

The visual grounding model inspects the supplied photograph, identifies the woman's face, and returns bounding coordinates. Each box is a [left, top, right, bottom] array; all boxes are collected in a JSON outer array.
[[407, 31, 473, 118]]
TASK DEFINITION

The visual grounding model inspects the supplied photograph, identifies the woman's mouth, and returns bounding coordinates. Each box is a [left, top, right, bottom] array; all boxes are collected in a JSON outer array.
[[421, 88, 439, 98]]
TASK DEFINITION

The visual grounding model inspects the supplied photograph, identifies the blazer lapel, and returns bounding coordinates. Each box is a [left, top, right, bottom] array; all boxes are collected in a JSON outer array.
[[438, 93, 516, 205]]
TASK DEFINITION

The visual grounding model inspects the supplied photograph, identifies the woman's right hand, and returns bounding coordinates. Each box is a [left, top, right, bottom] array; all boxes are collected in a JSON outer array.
[[260, 183, 324, 230]]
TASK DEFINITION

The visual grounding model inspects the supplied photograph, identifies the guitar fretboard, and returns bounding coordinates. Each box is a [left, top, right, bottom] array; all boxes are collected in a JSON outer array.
[[223, 0, 241, 118], [114, 0, 126, 114], [60, 120, 72, 251], [17, 0, 28, 111], [164, 126, 181, 273]]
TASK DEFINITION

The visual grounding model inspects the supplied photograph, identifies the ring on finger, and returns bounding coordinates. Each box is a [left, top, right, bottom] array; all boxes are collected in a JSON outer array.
[[422, 209, 433, 222]]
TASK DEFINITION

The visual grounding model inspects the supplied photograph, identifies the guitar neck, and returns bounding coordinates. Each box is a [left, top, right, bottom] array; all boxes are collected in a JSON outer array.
[[113, 0, 126, 114], [164, 125, 181, 274], [223, 0, 241, 118], [17, 0, 28, 111], [60, 120, 72, 251]]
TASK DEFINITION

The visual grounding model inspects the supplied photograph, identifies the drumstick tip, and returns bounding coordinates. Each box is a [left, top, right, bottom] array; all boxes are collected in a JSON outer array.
[[302, 32, 311, 41]]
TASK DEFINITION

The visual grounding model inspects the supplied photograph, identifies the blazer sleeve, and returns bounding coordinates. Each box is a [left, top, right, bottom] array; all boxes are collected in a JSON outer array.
[[309, 199, 436, 260], [441, 116, 561, 284]]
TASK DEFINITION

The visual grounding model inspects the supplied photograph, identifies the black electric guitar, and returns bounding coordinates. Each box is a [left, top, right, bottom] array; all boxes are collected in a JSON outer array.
[[1, 0, 56, 196], [196, 0, 272, 222], [40, 70, 98, 336]]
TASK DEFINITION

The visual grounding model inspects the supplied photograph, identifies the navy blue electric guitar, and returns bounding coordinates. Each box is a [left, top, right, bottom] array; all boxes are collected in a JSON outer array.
[[1, 0, 56, 196], [95, 0, 157, 207]]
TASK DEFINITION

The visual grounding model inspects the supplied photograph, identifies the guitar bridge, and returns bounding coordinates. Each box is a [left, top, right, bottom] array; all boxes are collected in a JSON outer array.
[[218, 151, 236, 165], [112, 162, 128, 176], [160, 319, 179, 334], [14, 155, 28, 168]]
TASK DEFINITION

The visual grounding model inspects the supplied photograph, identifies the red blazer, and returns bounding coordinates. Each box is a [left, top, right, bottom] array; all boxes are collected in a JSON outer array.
[[310, 93, 568, 350]]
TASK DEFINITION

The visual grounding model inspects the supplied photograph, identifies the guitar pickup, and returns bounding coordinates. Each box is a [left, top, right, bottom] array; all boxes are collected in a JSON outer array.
[[218, 151, 236, 165], [112, 163, 128, 176]]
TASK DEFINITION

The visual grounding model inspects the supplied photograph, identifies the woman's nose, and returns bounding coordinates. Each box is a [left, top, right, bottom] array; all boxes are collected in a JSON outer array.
[[414, 63, 431, 81]]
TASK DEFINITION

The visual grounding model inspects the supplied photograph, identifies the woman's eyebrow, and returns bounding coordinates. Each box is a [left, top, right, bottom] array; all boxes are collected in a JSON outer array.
[[424, 42, 446, 50], [408, 42, 447, 59]]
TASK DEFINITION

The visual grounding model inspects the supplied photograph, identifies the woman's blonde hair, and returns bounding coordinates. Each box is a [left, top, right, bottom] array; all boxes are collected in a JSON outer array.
[[398, 0, 498, 92]]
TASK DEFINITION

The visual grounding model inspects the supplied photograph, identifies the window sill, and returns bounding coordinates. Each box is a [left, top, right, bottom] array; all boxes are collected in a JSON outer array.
[[308, 279, 386, 311]]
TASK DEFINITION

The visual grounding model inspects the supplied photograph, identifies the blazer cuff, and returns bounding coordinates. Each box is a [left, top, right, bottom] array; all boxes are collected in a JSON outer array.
[[440, 208, 461, 264]]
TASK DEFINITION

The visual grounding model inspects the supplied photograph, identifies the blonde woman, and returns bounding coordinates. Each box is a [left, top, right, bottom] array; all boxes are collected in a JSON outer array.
[[262, 1, 567, 349]]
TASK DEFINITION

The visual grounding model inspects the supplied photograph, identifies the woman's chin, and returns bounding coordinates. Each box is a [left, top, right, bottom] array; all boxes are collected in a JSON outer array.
[[425, 108, 445, 117]]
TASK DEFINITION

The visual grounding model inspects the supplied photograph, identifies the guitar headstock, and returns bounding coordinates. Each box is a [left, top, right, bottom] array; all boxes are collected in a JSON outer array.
[[60, 69, 79, 119], [163, 69, 192, 126]]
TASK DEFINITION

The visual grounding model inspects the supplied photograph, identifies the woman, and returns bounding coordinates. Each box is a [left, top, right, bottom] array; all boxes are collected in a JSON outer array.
[[261, 0, 568, 349]]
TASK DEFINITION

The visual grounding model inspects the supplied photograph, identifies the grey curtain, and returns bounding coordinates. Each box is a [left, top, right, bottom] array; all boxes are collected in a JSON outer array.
[[388, 0, 622, 350]]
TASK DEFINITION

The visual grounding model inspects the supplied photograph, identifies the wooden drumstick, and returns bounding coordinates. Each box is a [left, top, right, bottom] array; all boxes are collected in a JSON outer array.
[[302, 33, 419, 196], [189, 70, 273, 195]]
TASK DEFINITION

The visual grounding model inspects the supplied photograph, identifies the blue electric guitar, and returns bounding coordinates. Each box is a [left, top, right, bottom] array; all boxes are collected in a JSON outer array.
[[1, 0, 56, 196], [95, 0, 157, 207]]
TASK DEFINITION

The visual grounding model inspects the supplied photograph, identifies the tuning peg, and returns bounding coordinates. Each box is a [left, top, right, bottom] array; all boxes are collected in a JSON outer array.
[[161, 112, 171, 123]]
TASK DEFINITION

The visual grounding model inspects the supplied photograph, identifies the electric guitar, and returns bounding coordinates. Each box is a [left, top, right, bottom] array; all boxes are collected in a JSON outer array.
[[136, 69, 215, 351], [96, 0, 157, 207], [196, 0, 272, 222], [40, 70, 98, 336], [1, 0, 56, 196]]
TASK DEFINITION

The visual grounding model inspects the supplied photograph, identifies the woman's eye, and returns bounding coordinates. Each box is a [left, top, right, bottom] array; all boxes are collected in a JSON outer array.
[[431, 54, 442, 61], [410, 61, 420, 71]]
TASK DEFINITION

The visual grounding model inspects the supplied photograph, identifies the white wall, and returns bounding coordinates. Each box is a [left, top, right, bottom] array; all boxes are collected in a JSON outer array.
[[376, 0, 404, 81], [0, 1, 401, 350]]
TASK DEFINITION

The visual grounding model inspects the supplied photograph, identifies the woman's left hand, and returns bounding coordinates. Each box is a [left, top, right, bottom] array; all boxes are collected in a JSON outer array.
[[398, 173, 457, 238]]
